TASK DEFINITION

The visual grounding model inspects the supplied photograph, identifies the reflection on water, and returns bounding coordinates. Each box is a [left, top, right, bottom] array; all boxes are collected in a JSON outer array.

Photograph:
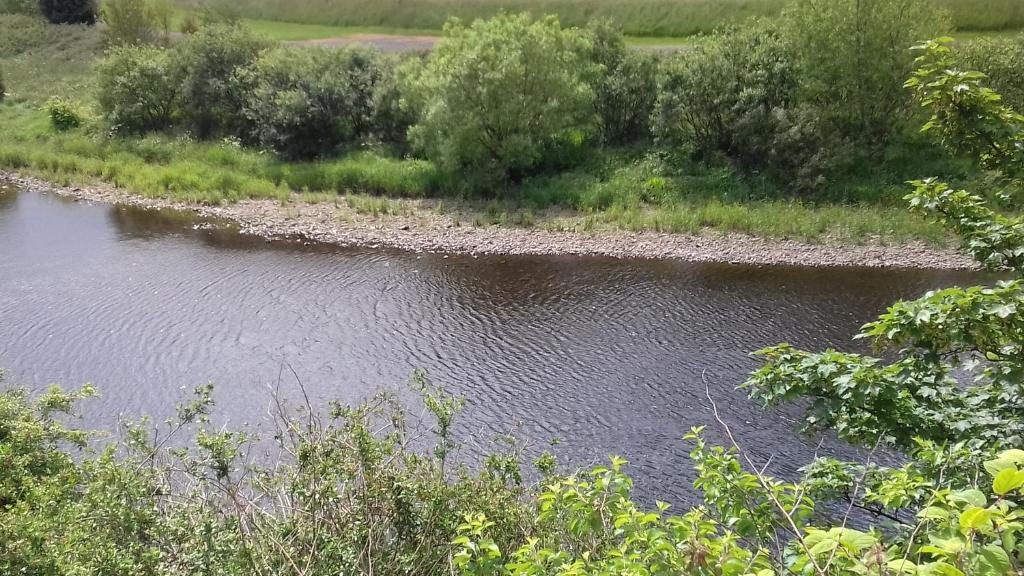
[[0, 188, 989, 504]]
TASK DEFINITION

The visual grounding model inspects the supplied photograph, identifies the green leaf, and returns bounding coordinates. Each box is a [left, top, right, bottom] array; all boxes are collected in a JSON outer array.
[[984, 458, 1017, 477], [959, 506, 992, 531], [992, 468, 1024, 495], [950, 489, 987, 508], [979, 544, 1010, 575]]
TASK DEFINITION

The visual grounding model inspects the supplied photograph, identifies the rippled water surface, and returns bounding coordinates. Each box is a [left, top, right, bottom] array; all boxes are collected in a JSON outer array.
[[0, 187, 987, 503]]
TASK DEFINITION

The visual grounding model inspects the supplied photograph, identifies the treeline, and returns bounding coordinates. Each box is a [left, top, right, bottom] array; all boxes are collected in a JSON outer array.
[[18, 0, 1024, 199]]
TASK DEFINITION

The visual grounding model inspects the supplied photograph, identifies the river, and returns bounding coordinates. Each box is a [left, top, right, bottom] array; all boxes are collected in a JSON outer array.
[[0, 186, 987, 504]]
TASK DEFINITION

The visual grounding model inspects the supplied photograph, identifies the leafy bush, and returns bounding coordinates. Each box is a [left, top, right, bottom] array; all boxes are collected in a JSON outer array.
[[45, 96, 83, 130], [403, 13, 597, 188], [100, 0, 161, 46], [173, 23, 270, 139], [957, 34, 1024, 112], [38, 0, 95, 24], [654, 25, 823, 183], [585, 19, 658, 144], [241, 45, 404, 159], [96, 44, 179, 133], [781, 0, 949, 141]]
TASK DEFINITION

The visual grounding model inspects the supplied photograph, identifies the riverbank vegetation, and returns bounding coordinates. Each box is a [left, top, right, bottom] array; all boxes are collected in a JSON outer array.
[[4, 44, 1024, 573], [1, 0, 1022, 245]]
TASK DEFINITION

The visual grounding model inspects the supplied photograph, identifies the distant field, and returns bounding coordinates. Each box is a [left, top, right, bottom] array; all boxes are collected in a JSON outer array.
[[175, 0, 1024, 37]]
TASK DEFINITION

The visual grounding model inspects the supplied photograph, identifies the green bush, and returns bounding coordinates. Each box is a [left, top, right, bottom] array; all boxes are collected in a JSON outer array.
[[45, 96, 83, 130], [782, 0, 949, 141], [173, 23, 270, 139], [38, 0, 95, 24], [957, 34, 1024, 112], [0, 66, 5, 103], [96, 44, 179, 134], [403, 13, 597, 189], [586, 19, 658, 144], [654, 25, 814, 179], [241, 45, 396, 159], [100, 0, 160, 45]]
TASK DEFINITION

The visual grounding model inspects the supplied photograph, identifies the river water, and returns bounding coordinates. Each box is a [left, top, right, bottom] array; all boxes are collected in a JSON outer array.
[[0, 186, 987, 503]]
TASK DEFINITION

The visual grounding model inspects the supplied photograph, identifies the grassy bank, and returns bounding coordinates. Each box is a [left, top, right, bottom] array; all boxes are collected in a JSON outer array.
[[0, 13, 955, 244], [174, 0, 1024, 37]]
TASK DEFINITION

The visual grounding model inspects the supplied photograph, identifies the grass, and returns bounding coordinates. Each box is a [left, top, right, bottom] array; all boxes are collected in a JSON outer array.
[[0, 13, 954, 244], [170, 0, 1024, 39]]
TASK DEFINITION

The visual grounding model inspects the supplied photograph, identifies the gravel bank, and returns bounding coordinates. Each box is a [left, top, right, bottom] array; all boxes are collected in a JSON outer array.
[[2, 173, 978, 269]]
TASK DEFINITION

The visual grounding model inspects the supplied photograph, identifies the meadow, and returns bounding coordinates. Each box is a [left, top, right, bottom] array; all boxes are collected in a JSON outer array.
[[176, 0, 1024, 37]]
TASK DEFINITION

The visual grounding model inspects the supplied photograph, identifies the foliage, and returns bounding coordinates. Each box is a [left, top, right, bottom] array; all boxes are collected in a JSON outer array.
[[240, 45, 401, 159], [100, 0, 164, 46], [585, 19, 658, 144], [403, 13, 597, 188], [96, 44, 179, 133], [653, 24, 847, 190], [957, 34, 1024, 112], [172, 23, 270, 138], [45, 96, 82, 130], [0, 65, 4, 102], [781, 0, 949, 142], [38, 0, 95, 24]]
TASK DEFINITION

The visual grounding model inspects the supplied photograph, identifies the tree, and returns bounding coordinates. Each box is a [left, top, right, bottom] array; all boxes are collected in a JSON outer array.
[[781, 0, 948, 141], [38, 0, 96, 24], [96, 45, 179, 133], [403, 13, 597, 189]]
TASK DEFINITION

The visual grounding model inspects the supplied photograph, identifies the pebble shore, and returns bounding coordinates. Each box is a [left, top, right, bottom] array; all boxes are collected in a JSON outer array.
[[2, 172, 979, 269]]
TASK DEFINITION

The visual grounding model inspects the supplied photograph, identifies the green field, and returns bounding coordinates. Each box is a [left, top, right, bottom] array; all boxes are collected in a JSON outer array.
[[176, 0, 1024, 38]]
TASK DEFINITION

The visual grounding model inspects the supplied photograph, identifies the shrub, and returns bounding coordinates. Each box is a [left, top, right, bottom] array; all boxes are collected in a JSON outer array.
[[781, 0, 949, 141], [0, 66, 5, 103], [100, 0, 160, 46], [403, 13, 597, 188], [241, 46, 397, 159], [173, 23, 270, 139], [957, 33, 1024, 112], [585, 19, 658, 144], [38, 0, 96, 24], [45, 96, 83, 130], [654, 25, 813, 180], [96, 44, 179, 133]]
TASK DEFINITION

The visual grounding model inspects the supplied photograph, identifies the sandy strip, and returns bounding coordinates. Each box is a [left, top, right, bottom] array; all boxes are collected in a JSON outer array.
[[2, 172, 978, 269]]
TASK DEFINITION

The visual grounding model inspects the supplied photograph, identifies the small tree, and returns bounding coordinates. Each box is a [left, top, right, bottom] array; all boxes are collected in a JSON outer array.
[[781, 0, 948, 141], [403, 13, 597, 188], [38, 0, 96, 24], [100, 0, 160, 46], [173, 23, 270, 139], [241, 45, 396, 159], [585, 19, 658, 144], [96, 44, 179, 133]]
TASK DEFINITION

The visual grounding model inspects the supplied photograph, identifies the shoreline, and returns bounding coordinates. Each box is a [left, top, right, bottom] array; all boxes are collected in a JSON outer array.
[[2, 172, 979, 269]]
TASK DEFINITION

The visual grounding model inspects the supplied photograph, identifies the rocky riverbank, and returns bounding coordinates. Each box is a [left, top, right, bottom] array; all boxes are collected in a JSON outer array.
[[2, 172, 979, 269]]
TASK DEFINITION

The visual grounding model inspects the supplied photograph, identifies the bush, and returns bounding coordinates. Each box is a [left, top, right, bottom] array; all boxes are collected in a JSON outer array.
[[96, 44, 179, 133], [654, 25, 806, 176], [0, 66, 5, 103], [100, 0, 160, 46], [585, 19, 658, 144], [38, 0, 96, 24], [957, 34, 1024, 112], [45, 96, 83, 130], [403, 13, 597, 188], [241, 45, 397, 159], [781, 0, 949, 141], [173, 23, 270, 139]]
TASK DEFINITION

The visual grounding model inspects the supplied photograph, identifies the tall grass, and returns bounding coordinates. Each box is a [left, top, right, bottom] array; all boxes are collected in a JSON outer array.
[[174, 0, 1024, 37]]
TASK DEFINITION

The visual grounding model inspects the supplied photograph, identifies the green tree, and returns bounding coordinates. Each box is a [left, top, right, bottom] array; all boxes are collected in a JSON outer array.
[[782, 0, 949, 141], [585, 19, 658, 144], [173, 23, 270, 139], [403, 13, 597, 189], [96, 44, 179, 133], [240, 45, 397, 159]]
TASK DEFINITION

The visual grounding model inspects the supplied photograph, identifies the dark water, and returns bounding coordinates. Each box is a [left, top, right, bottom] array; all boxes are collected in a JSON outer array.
[[0, 187, 987, 504]]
